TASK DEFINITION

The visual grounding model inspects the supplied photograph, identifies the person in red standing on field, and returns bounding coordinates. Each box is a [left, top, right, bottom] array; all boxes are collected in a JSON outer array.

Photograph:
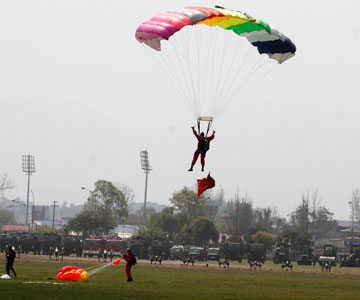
[[122, 249, 135, 282], [188, 126, 215, 172]]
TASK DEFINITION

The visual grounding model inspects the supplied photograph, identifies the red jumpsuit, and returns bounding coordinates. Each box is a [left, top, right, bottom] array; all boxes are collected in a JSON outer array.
[[124, 253, 134, 281], [190, 128, 215, 169]]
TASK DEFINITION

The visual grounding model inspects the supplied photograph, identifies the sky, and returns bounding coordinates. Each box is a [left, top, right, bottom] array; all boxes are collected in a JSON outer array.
[[0, 0, 359, 220]]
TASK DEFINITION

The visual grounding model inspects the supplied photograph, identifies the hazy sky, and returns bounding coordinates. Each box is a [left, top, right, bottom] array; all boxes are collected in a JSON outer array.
[[1, 0, 359, 220]]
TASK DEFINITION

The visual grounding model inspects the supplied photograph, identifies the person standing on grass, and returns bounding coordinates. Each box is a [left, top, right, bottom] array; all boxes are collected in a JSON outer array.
[[122, 249, 135, 282], [5, 245, 17, 278]]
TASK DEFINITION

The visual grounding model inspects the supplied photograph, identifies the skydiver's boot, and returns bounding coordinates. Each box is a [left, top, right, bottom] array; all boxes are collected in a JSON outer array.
[[188, 166, 193, 172], [201, 166, 204, 172]]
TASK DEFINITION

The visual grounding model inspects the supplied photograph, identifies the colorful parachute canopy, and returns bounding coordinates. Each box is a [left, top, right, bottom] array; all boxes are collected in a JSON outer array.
[[112, 258, 121, 265], [197, 173, 215, 198], [136, 6, 296, 64], [56, 266, 88, 282]]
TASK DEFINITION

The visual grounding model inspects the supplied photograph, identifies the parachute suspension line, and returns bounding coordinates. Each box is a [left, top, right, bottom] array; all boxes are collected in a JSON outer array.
[[213, 40, 255, 117], [211, 27, 228, 117], [198, 24, 215, 118], [217, 55, 278, 116], [224, 58, 278, 112], [194, 25, 201, 117], [212, 29, 237, 117], [146, 42, 194, 116], [160, 46, 195, 114], [209, 25, 219, 119], [169, 35, 199, 117], [179, 26, 201, 117], [205, 120, 212, 137], [213, 36, 244, 118]]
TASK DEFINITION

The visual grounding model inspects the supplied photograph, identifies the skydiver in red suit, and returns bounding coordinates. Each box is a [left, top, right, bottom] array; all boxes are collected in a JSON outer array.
[[123, 249, 135, 282], [188, 126, 215, 172]]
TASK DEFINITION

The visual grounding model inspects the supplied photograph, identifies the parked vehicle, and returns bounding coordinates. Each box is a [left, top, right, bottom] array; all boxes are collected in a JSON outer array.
[[341, 244, 360, 267], [297, 246, 314, 265], [38, 234, 61, 255], [63, 236, 82, 256], [15, 233, 41, 254], [187, 247, 206, 261], [129, 236, 149, 259], [82, 238, 106, 258], [247, 244, 266, 264], [105, 238, 128, 257], [0, 234, 18, 252], [206, 247, 221, 261], [220, 242, 243, 262], [273, 247, 291, 264], [319, 244, 337, 267], [149, 239, 173, 260], [170, 245, 185, 260]]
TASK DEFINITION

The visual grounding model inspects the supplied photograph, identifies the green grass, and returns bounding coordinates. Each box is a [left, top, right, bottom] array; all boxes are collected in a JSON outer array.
[[1, 255, 360, 300]]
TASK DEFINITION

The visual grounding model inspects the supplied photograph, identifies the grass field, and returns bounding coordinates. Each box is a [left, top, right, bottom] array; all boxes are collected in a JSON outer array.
[[1, 255, 360, 300]]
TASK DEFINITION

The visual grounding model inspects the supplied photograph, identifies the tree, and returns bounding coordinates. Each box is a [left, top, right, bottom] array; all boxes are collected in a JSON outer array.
[[290, 191, 336, 238], [0, 173, 15, 192], [251, 231, 275, 249], [277, 228, 311, 251], [190, 216, 219, 246], [351, 188, 360, 223], [0, 210, 15, 226], [84, 180, 129, 223], [170, 186, 206, 224], [68, 180, 131, 236], [114, 183, 135, 220], [204, 187, 225, 221], [67, 210, 116, 238], [225, 192, 253, 240]]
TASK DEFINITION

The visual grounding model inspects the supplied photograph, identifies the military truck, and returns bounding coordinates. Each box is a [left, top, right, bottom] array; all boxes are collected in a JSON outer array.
[[220, 242, 243, 262], [0, 234, 18, 252], [341, 244, 360, 267], [247, 244, 266, 264], [273, 247, 291, 264], [149, 239, 173, 260], [187, 247, 206, 261], [318, 244, 337, 267], [63, 236, 82, 256], [16, 233, 41, 254], [82, 237, 106, 258], [206, 247, 221, 261], [297, 246, 314, 265], [129, 237, 149, 259], [38, 234, 61, 255], [170, 245, 185, 260], [104, 238, 128, 257]]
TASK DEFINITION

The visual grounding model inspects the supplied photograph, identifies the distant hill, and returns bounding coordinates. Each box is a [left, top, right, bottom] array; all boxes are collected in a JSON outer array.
[[129, 202, 168, 214]]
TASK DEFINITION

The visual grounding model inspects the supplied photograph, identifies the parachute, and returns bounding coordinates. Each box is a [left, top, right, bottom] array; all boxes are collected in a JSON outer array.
[[135, 5, 296, 124]]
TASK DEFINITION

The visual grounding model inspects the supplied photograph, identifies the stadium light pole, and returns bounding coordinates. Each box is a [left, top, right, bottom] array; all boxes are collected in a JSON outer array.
[[22, 154, 35, 226], [140, 150, 152, 221], [30, 189, 35, 227]]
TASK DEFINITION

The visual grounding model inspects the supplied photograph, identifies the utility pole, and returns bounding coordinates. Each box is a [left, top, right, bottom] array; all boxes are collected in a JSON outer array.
[[140, 150, 152, 221], [349, 201, 354, 246], [52, 201, 57, 232], [22, 155, 35, 226]]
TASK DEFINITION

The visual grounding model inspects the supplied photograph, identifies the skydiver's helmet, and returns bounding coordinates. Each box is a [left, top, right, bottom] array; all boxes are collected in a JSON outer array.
[[200, 132, 205, 137]]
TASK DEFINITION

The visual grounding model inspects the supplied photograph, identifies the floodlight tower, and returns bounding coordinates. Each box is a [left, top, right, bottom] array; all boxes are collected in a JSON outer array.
[[22, 154, 35, 226], [140, 150, 152, 221]]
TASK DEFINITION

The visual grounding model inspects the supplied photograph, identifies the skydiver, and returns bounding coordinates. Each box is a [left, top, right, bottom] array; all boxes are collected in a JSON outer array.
[[188, 126, 215, 172], [5, 245, 17, 278]]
